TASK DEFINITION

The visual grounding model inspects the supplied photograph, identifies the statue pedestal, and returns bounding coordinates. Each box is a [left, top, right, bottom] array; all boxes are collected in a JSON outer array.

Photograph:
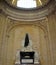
[[20, 51, 34, 64], [15, 50, 40, 65]]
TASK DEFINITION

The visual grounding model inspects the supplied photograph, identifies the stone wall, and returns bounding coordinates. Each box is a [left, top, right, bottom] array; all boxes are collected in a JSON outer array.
[[0, 12, 56, 65]]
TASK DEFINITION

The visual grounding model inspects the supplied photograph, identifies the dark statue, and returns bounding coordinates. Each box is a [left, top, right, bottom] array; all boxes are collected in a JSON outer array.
[[24, 33, 29, 47]]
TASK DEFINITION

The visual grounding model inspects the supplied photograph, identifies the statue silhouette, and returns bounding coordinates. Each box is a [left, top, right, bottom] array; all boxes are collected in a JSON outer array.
[[24, 33, 29, 47]]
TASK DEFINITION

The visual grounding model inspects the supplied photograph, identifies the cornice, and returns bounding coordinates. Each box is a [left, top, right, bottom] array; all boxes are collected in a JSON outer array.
[[0, 0, 56, 21]]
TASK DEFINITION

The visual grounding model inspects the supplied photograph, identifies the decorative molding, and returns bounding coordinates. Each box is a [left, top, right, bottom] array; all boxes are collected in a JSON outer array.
[[0, 0, 56, 21], [6, 17, 48, 37]]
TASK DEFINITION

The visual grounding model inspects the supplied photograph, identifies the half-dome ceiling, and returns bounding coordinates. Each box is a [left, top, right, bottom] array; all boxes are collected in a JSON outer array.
[[5, 0, 50, 9]]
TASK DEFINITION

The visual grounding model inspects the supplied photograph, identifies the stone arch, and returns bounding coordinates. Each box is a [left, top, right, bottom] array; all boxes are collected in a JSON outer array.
[[5, 22, 48, 65]]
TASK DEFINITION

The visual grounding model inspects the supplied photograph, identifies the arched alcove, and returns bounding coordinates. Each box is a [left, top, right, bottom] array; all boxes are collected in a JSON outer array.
[[5, 24, 48, 65]]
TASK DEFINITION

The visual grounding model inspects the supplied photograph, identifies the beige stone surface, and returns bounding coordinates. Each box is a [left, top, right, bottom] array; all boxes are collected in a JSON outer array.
[[0, 9, 56, 65]]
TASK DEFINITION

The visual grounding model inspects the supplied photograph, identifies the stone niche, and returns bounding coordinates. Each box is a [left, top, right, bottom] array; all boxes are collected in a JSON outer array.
[[0, 20, 48, 65], [7, 24, 47, 65]]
